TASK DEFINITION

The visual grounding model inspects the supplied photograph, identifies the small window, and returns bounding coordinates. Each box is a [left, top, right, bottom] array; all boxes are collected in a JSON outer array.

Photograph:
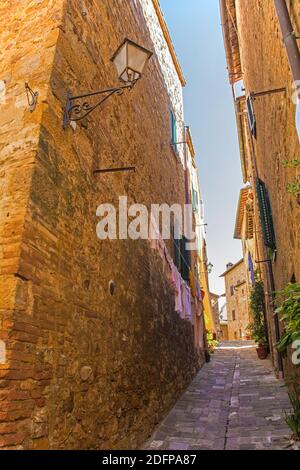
[[192, 187, 199, 212], [232, 310, 236, 321], [247, 94, 257, 138], [230, 286, 234, 296], [233, 79, 245, 100], [170, 110, 178, 154]]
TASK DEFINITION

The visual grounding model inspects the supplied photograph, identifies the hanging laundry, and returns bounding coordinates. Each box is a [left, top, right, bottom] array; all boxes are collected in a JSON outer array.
[[189, 270, 197, 298], [181, 281, 193, 323], [195, 279, 202, 301], [149, 216, 159, 250], [173, 265, 183, 318], [248, 252, 255, 285]]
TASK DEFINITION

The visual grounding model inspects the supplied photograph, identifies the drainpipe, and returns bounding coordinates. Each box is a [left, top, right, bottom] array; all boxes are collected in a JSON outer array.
[[274, 0, 300, 83]]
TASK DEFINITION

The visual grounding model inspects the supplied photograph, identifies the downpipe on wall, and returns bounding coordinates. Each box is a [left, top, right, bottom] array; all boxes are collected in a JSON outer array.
[[274, 0, 300, 83]]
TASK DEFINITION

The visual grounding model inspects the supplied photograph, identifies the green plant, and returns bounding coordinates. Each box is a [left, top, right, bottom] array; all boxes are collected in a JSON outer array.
[[247, 278, 268, 346], [285, 387, 300, 441], [206, 331, 218, 354], [283, 158, 300, 169], [287, 180, 300, 197], [282, 158, 300, 198], [276, 284, 300, 356]]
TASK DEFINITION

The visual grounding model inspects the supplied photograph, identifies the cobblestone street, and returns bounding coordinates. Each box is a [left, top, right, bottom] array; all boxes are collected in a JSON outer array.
[[144, 342, 292, 451]]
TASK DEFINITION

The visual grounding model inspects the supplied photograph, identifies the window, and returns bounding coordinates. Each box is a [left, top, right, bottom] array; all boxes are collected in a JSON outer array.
[[170, 110, 178, 154], [233, 79, 245, 100], [180, 236, 191, 282], [246, 94, 257, 138], [232, 310, 236, 321], [172, 224, 190, 282], [192, 187, 199, 212], [230, 285, 234, 296]]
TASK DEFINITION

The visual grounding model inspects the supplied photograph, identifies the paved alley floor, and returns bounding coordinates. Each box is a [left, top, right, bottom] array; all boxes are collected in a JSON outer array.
[[144, 342, 292, 450]]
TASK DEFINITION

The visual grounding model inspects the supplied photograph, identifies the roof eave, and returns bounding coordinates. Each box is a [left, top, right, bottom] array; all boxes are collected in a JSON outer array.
[[152, 0, 186, 87]]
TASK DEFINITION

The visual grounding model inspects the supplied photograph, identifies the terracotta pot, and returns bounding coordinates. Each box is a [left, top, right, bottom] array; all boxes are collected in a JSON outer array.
[[256, 345, 269, 360]]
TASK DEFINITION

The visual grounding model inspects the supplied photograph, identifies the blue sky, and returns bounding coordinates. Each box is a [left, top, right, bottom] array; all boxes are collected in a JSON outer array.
[[160, 0, 243, 295]]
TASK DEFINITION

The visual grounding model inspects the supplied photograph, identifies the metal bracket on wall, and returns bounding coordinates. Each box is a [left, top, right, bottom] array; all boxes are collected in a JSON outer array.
[[25, 83, 38, 112], [63, 83, 134, 129], [93, 166, 136, 175], [251, 87, 287, 100], [255, 259, 272, 264]]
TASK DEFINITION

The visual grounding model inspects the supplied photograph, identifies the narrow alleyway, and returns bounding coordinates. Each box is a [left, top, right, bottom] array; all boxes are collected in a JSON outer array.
[[144, 342, 292, 450]]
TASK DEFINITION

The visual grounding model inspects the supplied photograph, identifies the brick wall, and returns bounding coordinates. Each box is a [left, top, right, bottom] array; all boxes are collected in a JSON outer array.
[[0, 0, 202, 449]]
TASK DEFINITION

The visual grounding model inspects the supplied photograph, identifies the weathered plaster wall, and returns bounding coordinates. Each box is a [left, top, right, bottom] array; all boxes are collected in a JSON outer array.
[[0, 0, 202, 450]]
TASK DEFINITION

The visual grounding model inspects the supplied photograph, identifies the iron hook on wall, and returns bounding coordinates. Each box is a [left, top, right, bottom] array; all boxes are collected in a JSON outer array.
[[25, 83, 38, 112]]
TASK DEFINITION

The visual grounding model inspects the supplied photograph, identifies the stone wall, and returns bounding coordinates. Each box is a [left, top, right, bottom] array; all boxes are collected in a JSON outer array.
[[235, 0, 300, 285], [234, 0, 300, 376], [0, 0, 202, 450]]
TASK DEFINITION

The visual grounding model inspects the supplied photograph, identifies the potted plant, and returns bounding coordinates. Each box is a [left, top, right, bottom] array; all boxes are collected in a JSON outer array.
[[247, 278, 269, 359], [276, 283, 300, 357]]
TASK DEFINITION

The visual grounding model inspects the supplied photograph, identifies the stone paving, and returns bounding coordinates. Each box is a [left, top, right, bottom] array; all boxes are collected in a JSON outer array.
[[144, 342, 292, 450]]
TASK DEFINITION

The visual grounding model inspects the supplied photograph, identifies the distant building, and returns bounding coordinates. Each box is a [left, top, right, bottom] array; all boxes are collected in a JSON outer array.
[[219, 302, 228, 341], [210, 292, 221, 339], [221, 260, 251, 341]]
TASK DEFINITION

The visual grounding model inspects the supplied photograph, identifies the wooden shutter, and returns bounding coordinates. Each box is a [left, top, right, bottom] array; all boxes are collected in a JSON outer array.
[[256, 179, 276, 250], [180, 236, 191, 281], [247, 95, 257, 138]]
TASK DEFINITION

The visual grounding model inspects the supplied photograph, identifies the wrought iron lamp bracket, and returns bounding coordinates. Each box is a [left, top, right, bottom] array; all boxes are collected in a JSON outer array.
[[25, 83, 38, 112], [63, 82, 135, 129]]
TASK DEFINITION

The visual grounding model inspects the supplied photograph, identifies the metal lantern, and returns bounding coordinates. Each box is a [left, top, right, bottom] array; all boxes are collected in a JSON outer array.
[[111, 39, 153, 85]]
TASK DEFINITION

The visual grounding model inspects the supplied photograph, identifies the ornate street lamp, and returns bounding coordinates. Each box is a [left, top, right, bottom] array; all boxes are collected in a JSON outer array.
[[63, 39, 152, 128]]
